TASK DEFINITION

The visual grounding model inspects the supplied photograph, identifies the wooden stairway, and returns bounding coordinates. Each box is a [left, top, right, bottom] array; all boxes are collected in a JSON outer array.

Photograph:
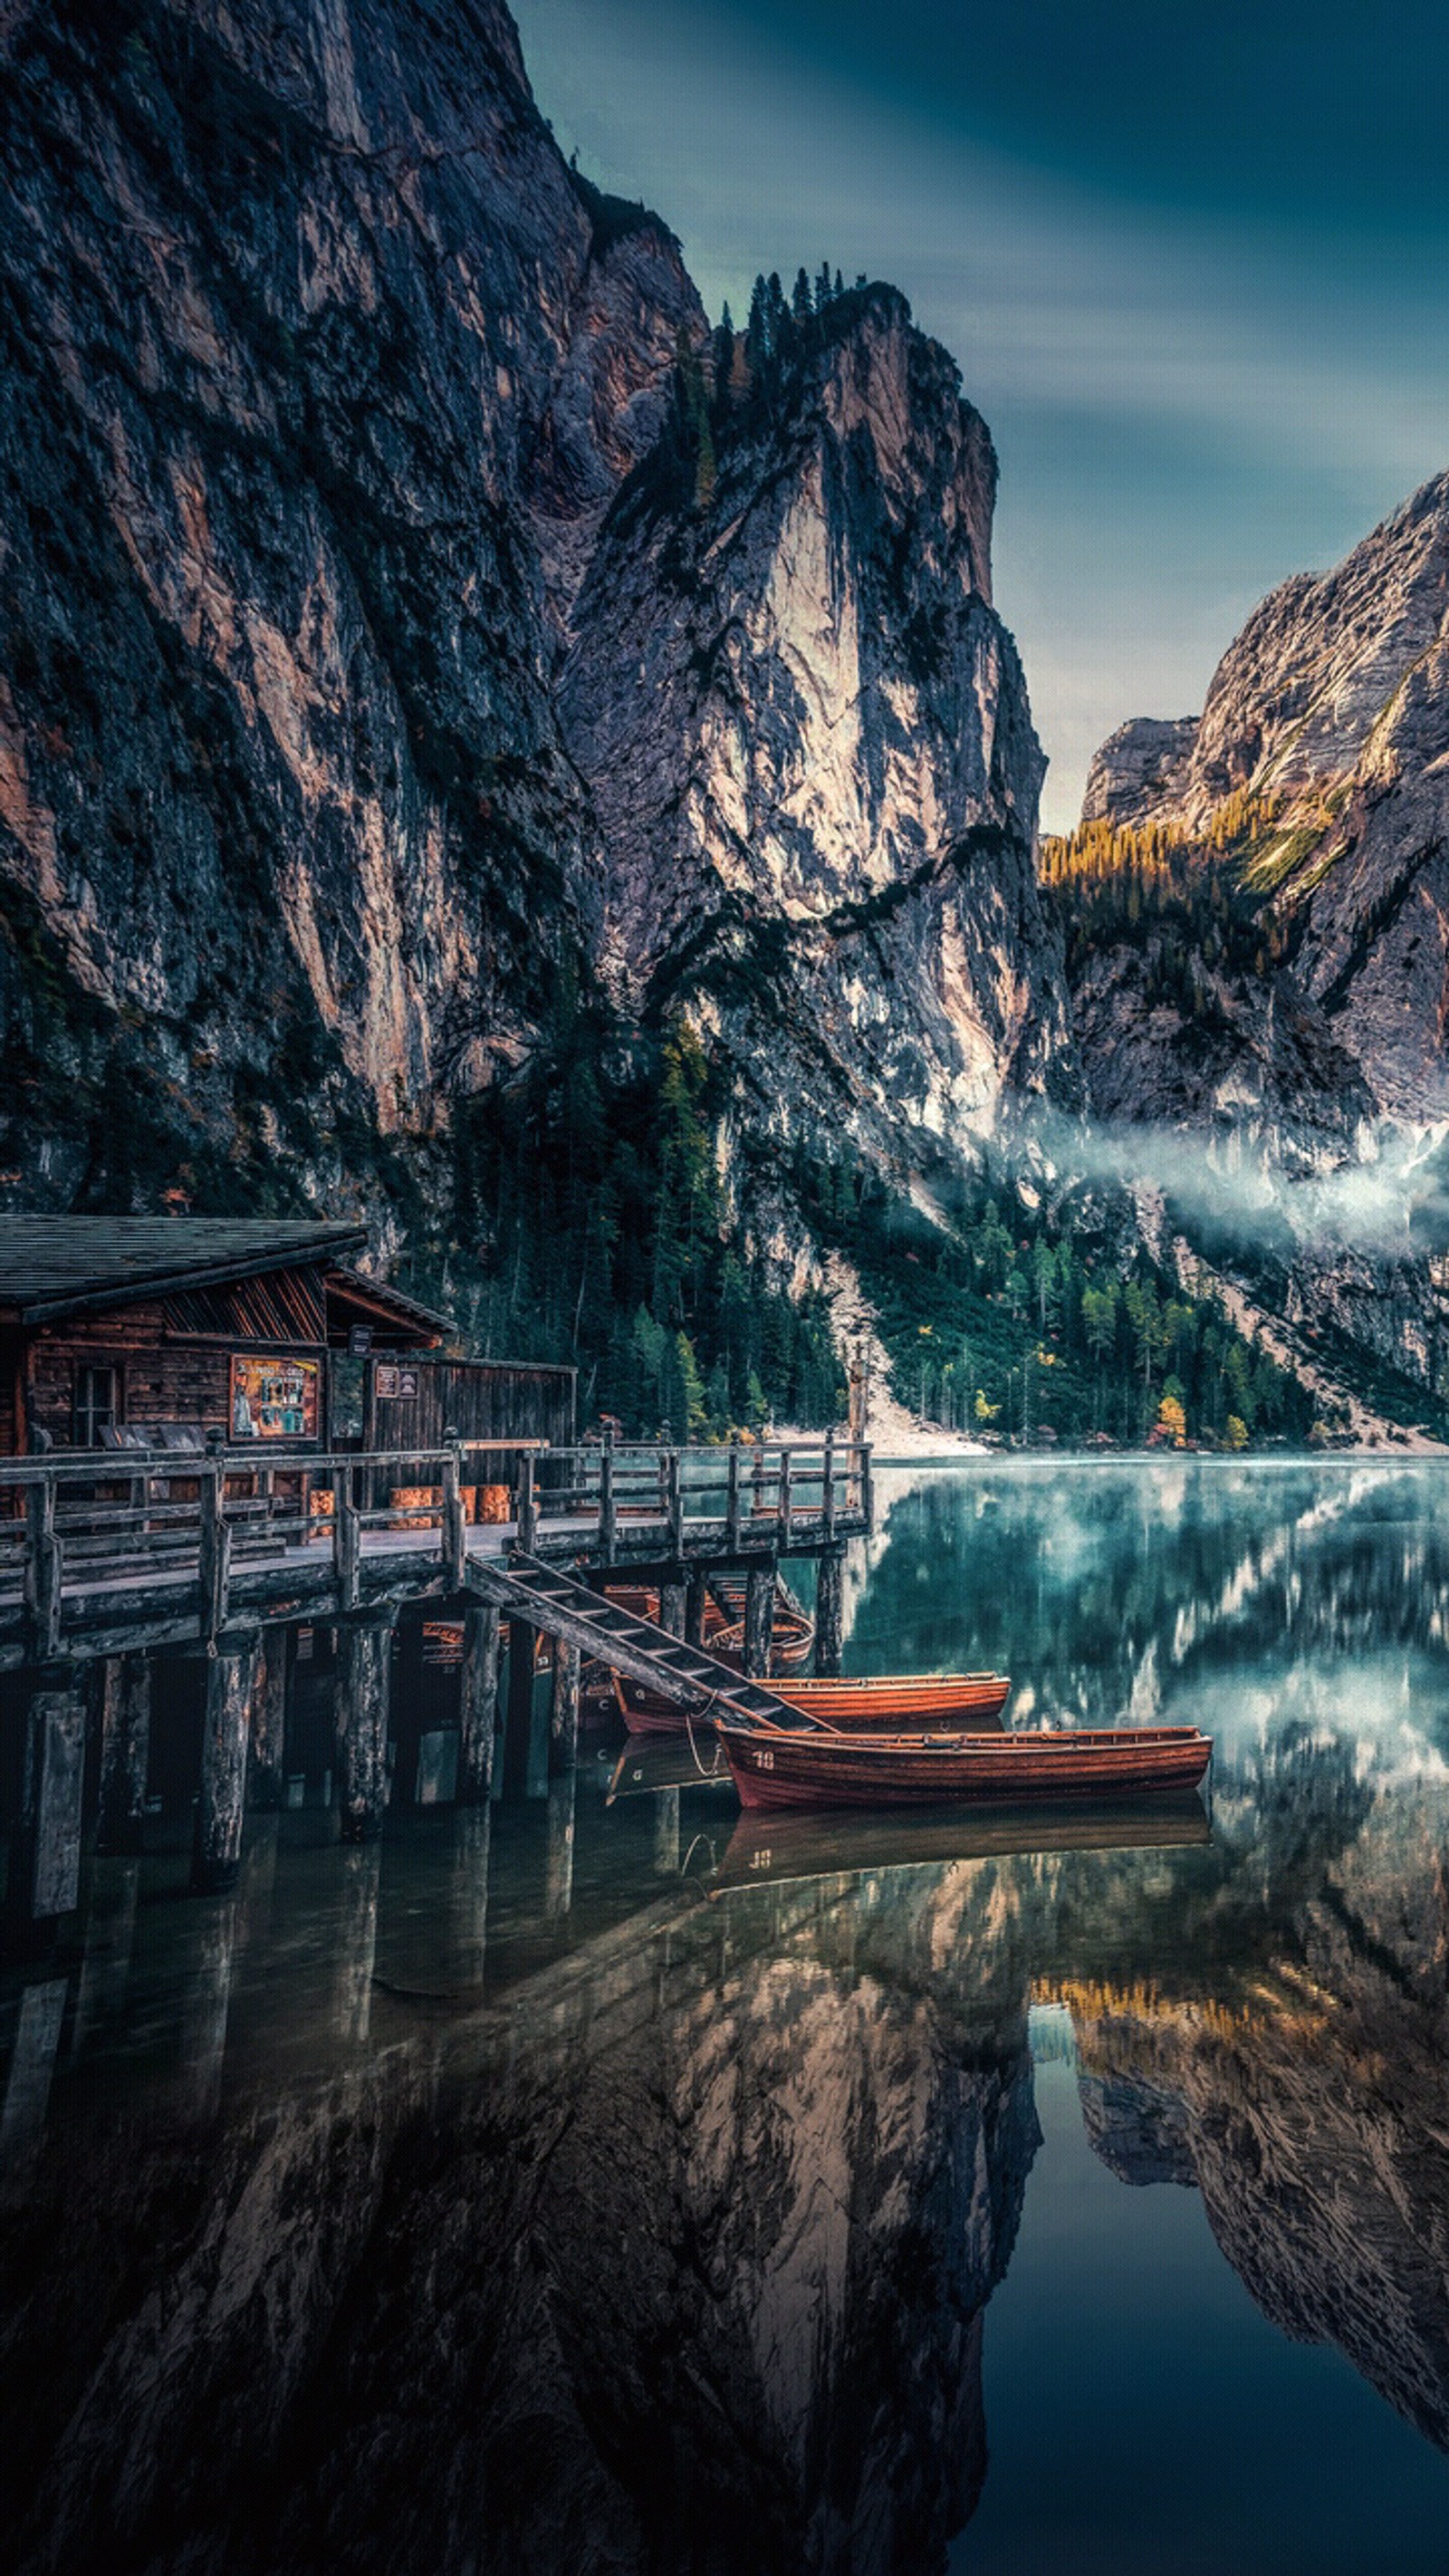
[[465, 1552, 827, 1731]]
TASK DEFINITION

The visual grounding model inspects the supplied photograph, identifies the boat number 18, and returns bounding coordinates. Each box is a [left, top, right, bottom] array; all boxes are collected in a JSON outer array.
[[753, 1749, 774, 1769]]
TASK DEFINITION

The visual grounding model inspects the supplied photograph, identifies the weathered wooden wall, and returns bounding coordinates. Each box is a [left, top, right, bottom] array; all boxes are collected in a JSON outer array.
[[369, 1358, 576, 1470], [5, 1283, 333, 1456]]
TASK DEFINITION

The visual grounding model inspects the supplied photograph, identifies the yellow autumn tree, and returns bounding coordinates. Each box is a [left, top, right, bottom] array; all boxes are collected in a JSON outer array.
[[1156, 1391, 1188, 1447]]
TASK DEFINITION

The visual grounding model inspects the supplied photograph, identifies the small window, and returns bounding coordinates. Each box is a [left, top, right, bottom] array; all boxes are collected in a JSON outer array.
[[73, 1362, 119, 1447]]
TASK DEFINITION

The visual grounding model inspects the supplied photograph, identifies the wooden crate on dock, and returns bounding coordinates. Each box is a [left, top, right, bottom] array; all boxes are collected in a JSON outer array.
[[389, 1484, 480, 1530]]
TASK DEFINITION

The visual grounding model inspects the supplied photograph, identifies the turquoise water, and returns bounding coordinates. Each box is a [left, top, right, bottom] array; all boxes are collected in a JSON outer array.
[[4, 1458, 1449, 2571]]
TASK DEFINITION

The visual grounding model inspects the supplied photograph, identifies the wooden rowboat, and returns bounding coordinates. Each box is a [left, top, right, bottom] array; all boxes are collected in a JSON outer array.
[[612, 1668, 1011, 1738], [716, 1718, 1214, 1812], [770, 1672, 1009, 1725]]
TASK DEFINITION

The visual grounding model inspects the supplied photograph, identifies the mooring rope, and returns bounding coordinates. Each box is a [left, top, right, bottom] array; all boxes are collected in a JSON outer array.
[[685, 1696, 725, 1777]]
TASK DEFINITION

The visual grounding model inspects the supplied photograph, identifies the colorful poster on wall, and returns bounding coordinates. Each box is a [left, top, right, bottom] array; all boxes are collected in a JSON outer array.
[[230, 1353, 320, 1441]]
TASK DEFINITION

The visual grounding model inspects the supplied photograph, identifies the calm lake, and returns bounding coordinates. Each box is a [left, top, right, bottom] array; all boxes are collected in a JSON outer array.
[[5, 1458, 1449, 2572]]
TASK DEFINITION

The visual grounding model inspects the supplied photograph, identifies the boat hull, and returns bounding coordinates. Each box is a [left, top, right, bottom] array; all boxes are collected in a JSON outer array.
[[717, 1721, 1214, 1812], [770, 1674, 1009, 1725], [614, 1669, 1011, 1737]]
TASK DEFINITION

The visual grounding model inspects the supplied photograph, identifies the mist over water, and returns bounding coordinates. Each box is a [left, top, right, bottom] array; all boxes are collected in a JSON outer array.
[[1020, 1107, 1449, 1257]]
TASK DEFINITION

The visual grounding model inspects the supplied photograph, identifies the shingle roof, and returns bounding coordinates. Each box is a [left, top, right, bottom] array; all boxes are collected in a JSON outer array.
[[0, 1217, 369, 1323]]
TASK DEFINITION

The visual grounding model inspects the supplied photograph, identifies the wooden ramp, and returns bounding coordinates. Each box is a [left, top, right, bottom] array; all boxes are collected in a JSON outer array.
[[465, 1552, 824, 1731]]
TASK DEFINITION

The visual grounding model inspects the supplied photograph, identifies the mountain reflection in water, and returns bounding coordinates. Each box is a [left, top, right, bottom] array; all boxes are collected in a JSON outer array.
[[4, 1460, 1449, 2572]]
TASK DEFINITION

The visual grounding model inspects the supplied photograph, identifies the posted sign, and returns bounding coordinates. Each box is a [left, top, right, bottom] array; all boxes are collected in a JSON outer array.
[[230, 1354, 320, 1440]]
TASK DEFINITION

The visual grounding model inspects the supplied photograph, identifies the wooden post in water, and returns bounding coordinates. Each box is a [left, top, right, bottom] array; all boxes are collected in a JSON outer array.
[[545, 1771, 575, 1919], [193, 1633, 260, 1894], [685, 1570, 708, 1648], [658, 1578, 686, 1638], [449, 1805, 491, 1985], [816, 1548, 845, 1678], [501, 1618, 539, 1799], [335, 1609, 395, 1843], [744, 1563, 774, 1678], [8, 1665, 86, 1930], [725, 1441, 742, 1552], [822, 1432, 836, 1539], [666, 1449, 685, 1555], [246, 1629, 288, 1812], [458, 1602, 500, 1802], [548, 1638, 581, 1778], [0, 1977, 68, 2201], [331, 1844, 381, 2045], [653, 1784, 681, 1876], [95, 1653, 150, 1855]]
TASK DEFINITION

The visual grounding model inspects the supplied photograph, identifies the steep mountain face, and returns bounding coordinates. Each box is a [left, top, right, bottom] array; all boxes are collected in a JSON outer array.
[[1063, 476, 1449, 1431], [0, 0, 705, 1230], [565, 287, 1072, 1160], [0, 0, 1070, 1260], [1080, 716, 1197, 828], [1080, 473, 1449, 1127]]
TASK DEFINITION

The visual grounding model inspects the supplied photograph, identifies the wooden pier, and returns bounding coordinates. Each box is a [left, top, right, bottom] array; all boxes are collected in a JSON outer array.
[[0, 1437, 869, 1931]]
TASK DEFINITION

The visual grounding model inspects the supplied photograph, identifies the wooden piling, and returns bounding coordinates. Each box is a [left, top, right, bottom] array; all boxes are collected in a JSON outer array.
[[335, 1610, 395, 1844], [449, 1805, 491, 1984], [10, 1667, 86, 1926], [501, 1618, 538, 1799], [95, 1653, 150, 1855], [332, 1843, 380, 2043], [658, 1580, 686, 1638], [653, 1784, 681, 1876], [816, 1549, 845, 1677], [743, 1564, 774, 1678], [0, 1978, 68, 2204], [246, 1629, 288, 1812], [458, 1602, 500, 1802], [685, 1571, 708, 1648], [192, 1634, 259, 1894], [548, 1637, 581, 1778], [544, 1772, 575, 1919]]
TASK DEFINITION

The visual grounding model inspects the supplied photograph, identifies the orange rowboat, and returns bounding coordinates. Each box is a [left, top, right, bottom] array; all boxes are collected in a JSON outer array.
[[612, 1668, 1010, 1738], [716, 1718, 1214, 1812], [769, 1673, 1009, 1725]]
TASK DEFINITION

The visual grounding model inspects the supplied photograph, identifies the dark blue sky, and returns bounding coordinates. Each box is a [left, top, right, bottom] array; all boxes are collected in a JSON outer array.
[[513, 0, 1449, 823]]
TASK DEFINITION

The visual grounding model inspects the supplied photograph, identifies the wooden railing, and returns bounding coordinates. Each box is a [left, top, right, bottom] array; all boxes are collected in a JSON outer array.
[[0, 1437, 871, 1662]]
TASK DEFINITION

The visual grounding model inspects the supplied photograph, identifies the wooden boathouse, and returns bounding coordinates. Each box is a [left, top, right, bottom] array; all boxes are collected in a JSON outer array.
[[0, 1221, 868, 1947], [0, 1217, 448, 1456]]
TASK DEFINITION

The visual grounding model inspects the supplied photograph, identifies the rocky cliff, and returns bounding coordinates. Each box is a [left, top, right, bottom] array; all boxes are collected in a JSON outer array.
[[0, 0, 1070, 1268], [1060, 476, 1449, 1432], [1080, 472, 1449, 1124]]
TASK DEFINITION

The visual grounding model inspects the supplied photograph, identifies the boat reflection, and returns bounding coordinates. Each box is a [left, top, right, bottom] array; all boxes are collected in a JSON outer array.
[[711, 1790, 1213, 1893]]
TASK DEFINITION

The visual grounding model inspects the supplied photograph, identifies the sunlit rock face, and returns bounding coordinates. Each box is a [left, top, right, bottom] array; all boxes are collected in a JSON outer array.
[[1081, 716, 1198, 830], [0, 0, 1070, 1226], [1068, 477, 1449, 1418], [1080, 472, 1449, 1128], [561, 286, 1076, 1158]]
